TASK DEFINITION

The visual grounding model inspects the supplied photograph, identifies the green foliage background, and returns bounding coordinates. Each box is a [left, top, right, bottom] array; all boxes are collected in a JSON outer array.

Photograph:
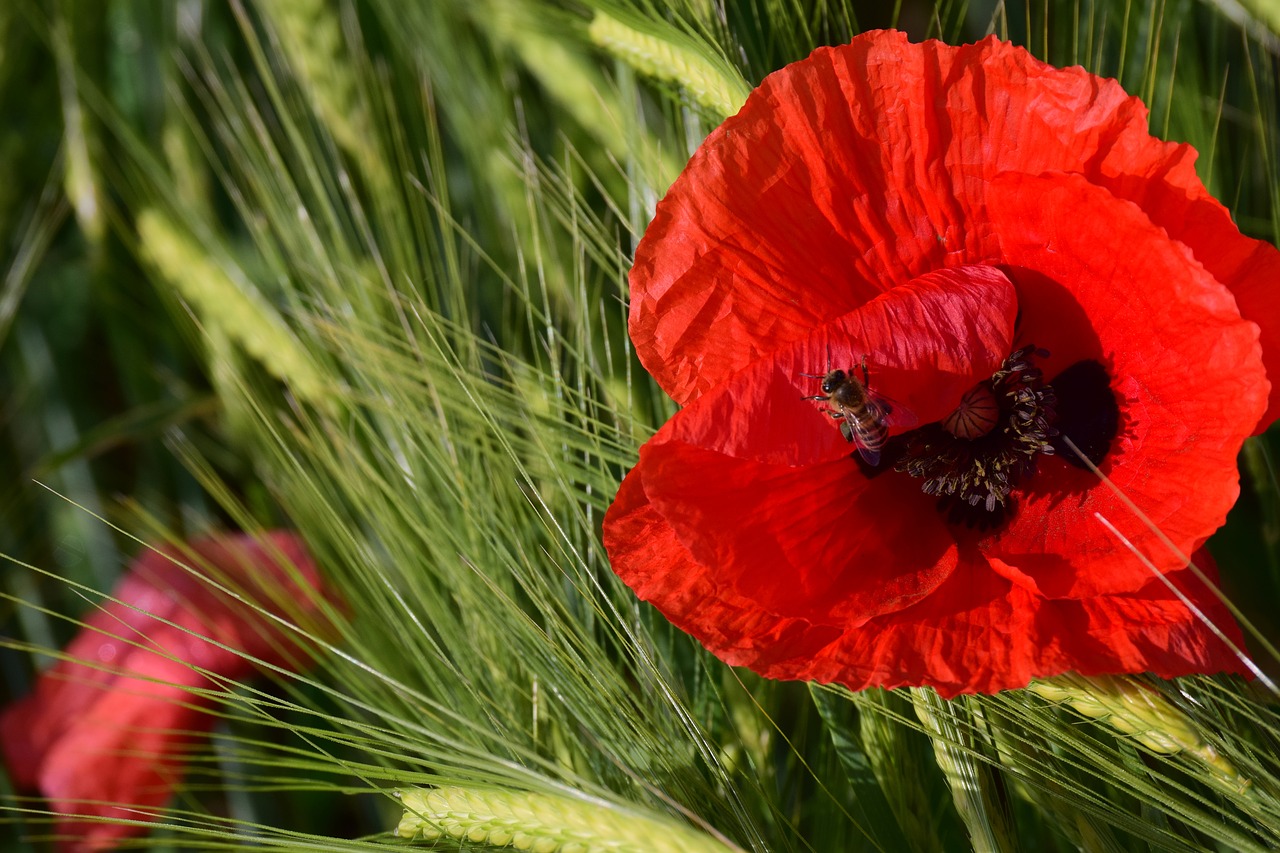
[[0, 0, 1278, 850]]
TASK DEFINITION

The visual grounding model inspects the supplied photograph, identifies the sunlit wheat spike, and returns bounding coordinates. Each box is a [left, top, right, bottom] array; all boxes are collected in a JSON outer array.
[[136, 209, 327, 404], [588, 11, 750, 119], [483, 0, 680, 187], [855, 689, 947, 853], [257, 0, 383, 182], [911, 689, 1018, 853], [51, 14, 103, 244], [485, 0, 628, 157], [395, 786, 741, 852], [1027, 673, 1251, 792]]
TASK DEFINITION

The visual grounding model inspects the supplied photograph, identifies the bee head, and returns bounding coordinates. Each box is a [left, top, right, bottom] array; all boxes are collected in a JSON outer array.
[[821, 370, 846, 395]]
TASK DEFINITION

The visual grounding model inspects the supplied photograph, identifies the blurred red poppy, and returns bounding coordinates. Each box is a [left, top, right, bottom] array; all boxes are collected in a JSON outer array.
[[604, 31, 1277, 696], [1, 531, 331, 851]]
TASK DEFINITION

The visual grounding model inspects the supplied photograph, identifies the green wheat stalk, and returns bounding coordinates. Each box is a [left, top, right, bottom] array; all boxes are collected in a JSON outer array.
[[257, 0, 388, 187], [911, 689, 1016, 853]]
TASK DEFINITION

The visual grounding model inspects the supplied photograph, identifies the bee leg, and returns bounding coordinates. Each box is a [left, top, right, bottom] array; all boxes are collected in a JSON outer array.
[[859, 354, 871, 389]]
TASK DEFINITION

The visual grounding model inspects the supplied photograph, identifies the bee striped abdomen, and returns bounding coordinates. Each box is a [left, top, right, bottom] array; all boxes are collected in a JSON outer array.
[[846, 408, 888, 450]]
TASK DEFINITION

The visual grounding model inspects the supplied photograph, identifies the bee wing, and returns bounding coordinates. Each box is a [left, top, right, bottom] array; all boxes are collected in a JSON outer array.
[[866, 393, 917, 431], [841, 411, 885, 467], [851, 438, 881, 467]]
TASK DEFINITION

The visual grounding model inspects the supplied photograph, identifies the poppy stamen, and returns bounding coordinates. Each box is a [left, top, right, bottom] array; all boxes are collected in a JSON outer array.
[[895, 345, 1058, 527]]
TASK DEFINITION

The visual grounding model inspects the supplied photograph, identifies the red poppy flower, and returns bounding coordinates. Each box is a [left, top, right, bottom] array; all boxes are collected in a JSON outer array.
[[1, 531, 331, 852], [603, 31, 1278, 696]]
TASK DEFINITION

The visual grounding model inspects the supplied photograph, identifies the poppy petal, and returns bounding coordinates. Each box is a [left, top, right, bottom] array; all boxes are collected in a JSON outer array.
[[613, 29, 1275, 696], [1032, 552, 1250, 682], [1092, 140, 1280, 431], [613, 266, 1014, 628], [603, 469, 855, 673], [35, 684, 205, 853], [650, 264, 1017, 467], [839, 548, 1248, 696], [608, 469, 1248, 695], [0, 532, 329, 851], [643, 442, 956, 622], [631, 30, 1279, 429], [629, 34, 1010, 405], [976, 172, 1267, 598]]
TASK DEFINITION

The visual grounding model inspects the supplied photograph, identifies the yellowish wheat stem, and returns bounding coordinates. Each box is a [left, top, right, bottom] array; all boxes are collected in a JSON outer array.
[[395, 786, 741, 853], [588, 12, 750, 120], [137, 210, 327, 404], [1028, 674, 1250, 792]]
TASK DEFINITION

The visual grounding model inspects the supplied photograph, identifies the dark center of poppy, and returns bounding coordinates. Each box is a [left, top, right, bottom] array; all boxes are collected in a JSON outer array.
[[891, 345, 1059, 528], [1046, 359, 1121, 468], [826, 349, 1120, 528]]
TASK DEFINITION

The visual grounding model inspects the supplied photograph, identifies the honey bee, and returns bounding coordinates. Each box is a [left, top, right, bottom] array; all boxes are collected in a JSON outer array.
[[805, 355, 915, 466]]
